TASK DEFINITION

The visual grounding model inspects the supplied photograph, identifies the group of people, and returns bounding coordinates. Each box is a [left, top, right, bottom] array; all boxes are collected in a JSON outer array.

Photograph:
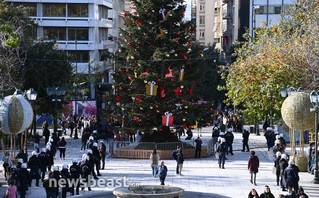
[[248, 185, 308, 198]]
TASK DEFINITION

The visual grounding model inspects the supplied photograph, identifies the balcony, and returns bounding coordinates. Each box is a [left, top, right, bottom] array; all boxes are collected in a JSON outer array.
[[222, 13, 232, 20]]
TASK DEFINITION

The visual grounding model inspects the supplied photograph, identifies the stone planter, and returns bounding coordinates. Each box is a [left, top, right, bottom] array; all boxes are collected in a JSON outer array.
[[113, 185, 184, 198]]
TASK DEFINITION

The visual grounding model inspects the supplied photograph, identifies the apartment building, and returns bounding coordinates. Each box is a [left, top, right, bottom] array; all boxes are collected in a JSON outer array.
[[7, 0, 124, 86], [249, 0, 297, 37]]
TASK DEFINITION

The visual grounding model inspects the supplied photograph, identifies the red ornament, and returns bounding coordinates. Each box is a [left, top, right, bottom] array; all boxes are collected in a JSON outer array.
[[145, 10, 149, 13], [110, 117, 113, 120], [189, 88, 193, 95], [206, 122, 209, 126], [171, 79, 175, 82], [184, 56, 188, 59], [128, 42, 131, 46], [183, 14, 185, 17], [126, 69, 130, 72], [158, 79, 161, 82], [177, 32, 180, 35], [210, 108, 213, 111], [181, 100, 184, 102], [133, 21, 136, 24], [119, 87, 123, 91], [129, 33, 132, 36], [159, 85, 166, 98], [138, 20, 143, 25], [124, 13, 127, 17], [115, 96, 121, 102], [159, 128, 163, 132], [175, 40, 179, 43], [136, 97, 143, 102], [156, 105, 159, 108], [129, 77, 133, 81], [180, 52, 185, 56], [165, 66, 173, 78], [137, 46, 140, 49], [173, 87, 182, 96], [147, 114, 150, 117]]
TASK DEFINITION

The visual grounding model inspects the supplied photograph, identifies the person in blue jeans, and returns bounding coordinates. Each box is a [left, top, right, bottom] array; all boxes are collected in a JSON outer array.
[[217, 138, 227, 169], [155, 161, 168, 185]]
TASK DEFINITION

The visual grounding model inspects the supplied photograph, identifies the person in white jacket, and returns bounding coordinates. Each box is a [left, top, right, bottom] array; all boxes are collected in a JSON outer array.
[[150, 149, 160, 177]]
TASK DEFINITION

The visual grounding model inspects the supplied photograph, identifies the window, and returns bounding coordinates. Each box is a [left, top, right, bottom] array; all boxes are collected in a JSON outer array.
[[43, 27, 66, 40], [255, 5, 282, 14], [43, 4, 66, 17], [214, 8, 219, 15], [199, 4, 205, 11], [68, 51, 89, 63], [199, 30, 205, 38], [99, 5, 108, 19], [199, 16, 205, 25], [255, 6, 266, 14], [68, 28, 89, 41], [99, 28, 109, 42], [68, 4, 88, 17]]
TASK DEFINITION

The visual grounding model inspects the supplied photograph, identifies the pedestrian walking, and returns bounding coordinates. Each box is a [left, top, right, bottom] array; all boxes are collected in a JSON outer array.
[[70, 159, 81, 196], [280, 153, 289, 191], [176, 148, 184, 175], [61, 164, 72, 198], [212, 125, 219, 153], [217, 138, 227, 169], [5, 180, 17, 198], [92, 143, 102, 176], [80, 154, 92, 191], [15, 149, 27, 163], [260, 185, 275, 198], [38, 148, 48, 182], [18, 163, 31, 198], [34, 132, 41, 153], [172, 146, 180, 174], [274, 151, 281, 186], [43, 121, 50, 145], [43, 171, 58, 198], [225, 128, 234, 155], [248, 188, 259, 198], [150, 149, 160, 177], [242, 128, 250, 152], [57, 137, 67, 160], [284, 159, 300, 192], [194, 136, 202, 158], [87, 149, 98, 179], [248, 150, 259, 186], [99, 141, 107, 170], [28, 151, 41, 186], [52, 166, 61, 196], [155, 161, 167, 185], [2, 152, 13, 181], [46, 146, 54, 171]]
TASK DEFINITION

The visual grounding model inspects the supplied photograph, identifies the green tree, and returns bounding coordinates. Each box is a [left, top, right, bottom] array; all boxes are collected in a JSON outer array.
[[107, 0, 206, 141], [22, 41, 73, 115]]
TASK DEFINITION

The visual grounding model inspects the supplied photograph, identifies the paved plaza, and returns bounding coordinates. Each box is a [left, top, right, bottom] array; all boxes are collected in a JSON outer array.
[[0, 126, 318, 197]]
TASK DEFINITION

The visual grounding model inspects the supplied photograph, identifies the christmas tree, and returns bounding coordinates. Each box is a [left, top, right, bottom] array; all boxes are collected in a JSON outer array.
[[108, 0, 212, 142]]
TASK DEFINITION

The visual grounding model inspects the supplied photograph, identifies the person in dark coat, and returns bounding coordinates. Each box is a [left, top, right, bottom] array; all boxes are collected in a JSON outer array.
[[225, 128, 234, 155], [155, 161, 168, 185], [284, 160, 300, 192], [264, 127, 275, 151], [260, 185, 275, 198], [212, 126, 219, 153], [57, 137, 67, 160], [92, 143, 102, 176], [43, 171, 58, 198], [38, 148, 48, 182], [70, 159, 81, 196], [194, 137, 202, 158], [248, 188, 259, 198], [52, 166, 61, 196], [16, 149, 28, 163], [87, 149, 98, 179], [274, 152, 282, 186], [176, 148, 184, 175], [99, 141, 107, 170], [296, 186, 308, 198], [217, 138, 227, 169], [280, 154, 289, 191], [7, 165, 19, 186], [28, 151, 41, 186], [18, 163, 31, 198], [248, 150, 259, 185], [42, 121, 50, 145], [242, 128, 250, 152], [61, 164, 72, 198], [80, 154, 92, 191], [34, 132, 41, 153], [46, 146, 54, 172]]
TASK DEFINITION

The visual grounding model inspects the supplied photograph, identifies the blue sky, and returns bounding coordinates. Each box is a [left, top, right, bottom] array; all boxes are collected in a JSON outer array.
[[185, 0, 191, 20]]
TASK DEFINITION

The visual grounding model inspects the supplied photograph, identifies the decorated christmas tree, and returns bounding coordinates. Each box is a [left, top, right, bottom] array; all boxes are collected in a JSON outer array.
[[108, 0, 212, 142]]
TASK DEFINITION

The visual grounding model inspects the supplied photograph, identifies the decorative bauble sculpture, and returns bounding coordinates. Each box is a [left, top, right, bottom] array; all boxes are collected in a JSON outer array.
[[0, 95, 34, 135], [281, 92, 315, 131]]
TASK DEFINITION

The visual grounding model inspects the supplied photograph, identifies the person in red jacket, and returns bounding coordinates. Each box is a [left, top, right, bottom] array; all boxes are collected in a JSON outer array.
[[248, 150, 260, 186]]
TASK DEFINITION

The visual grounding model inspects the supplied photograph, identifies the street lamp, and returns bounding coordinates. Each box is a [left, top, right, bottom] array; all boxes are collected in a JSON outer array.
[[46, 87, 66, 133], [25, 88, 38, 136], [310, 90, 319, 184]]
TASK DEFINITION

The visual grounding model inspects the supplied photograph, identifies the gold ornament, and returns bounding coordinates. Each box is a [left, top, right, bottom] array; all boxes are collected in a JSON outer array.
[[152, 50, 162, 60]]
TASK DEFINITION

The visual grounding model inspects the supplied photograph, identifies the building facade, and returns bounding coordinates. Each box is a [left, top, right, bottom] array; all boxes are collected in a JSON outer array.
[[7, 0, 124, 87], [249, 0, 297, 37]]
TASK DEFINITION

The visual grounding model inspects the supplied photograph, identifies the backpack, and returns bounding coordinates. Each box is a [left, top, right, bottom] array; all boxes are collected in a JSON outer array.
[[172, 150, 178, 160]]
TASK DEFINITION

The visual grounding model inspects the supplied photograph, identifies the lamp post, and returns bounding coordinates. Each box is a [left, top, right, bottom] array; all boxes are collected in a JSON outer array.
[[46, 87, 66, 133], [310, 90, 319, 184], [25, 88, 38, 136]]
